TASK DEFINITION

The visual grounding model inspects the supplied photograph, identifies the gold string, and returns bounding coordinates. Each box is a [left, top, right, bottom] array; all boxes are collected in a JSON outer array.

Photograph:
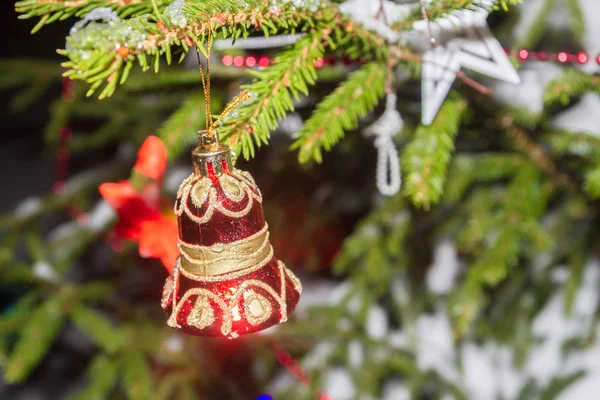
[[194, 22, 249, 148]]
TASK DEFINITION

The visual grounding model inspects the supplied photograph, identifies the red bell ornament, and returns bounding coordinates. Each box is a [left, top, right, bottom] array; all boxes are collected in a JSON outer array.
[[161, 133, 302, 338]]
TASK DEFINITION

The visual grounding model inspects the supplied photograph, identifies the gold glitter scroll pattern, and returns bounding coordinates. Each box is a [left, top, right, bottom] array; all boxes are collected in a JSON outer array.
[[174, 169, 263, 224], [161, 263, 180, 310], [167, 261, 301, 336], [187, 296, 215, 330]]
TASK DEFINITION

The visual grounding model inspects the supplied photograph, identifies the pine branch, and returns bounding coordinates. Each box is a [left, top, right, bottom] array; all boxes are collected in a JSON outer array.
[[15, 0, 171, 33], [392, 0, 520, 31], [547, 130, 600, 158], [564, 0, 586, 40], [402, 94, 468, 209], [4, 295, 68, 383], [292, 61, 387, 163], [122, 350, 155, 400], [70, 304, 126, 354], [452, 164, 550, 336], [515, 0, 556, 50], [583, 162, 600, 198], [219, 31, 330, 160], [58, 1, 338, 98], [444, 153, 528, 203], [158, 91, 211, 160], [544, 70, 600, 109], [502, 117, 579, 195], [66, 355, 118, 400], [0, 294, 38, 337]]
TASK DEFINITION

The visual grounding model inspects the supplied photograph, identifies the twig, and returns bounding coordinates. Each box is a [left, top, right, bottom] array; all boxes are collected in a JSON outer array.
[[419, 0, 438, 48], [389, 48, 493, 95], [456, 71, 493, 95], [501, 117, 578, 195], [375, 0, 389, 25]]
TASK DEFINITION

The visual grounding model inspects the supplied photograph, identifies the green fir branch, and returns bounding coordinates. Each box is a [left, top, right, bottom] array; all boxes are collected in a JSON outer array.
[[392, 0, 520, 31], [564, 0, 586, 41], [547, 131, 600, 157], [66, 355, 118, 400], [220, 31, 329, 160], [122, 350, 155, 400], [70, 304, 126, 354], [292, 61, 387, 163], [4, 294, 68, 383], [444, 153, 528, 203], [515, 0, 557, 49], [15, 0, 172, 33], [583, 162, 600, 198], [452, 164, 549, 335], [0, 294, 38, 337], [402, 94, 468, 209], [58, 1, 338, 99], [158, 91, 210, 160], [544, 70, 600, 109]]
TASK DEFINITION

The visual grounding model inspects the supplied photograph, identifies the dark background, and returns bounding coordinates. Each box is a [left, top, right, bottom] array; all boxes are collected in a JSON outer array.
[[0, 4, 71, 212]]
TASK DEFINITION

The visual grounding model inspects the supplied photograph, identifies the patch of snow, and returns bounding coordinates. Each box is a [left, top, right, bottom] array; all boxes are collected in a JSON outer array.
[[494, 345, 523, 400], [556, 375, 600, 400], [295, 280, 342, 314], [387, 330, 406, 349], [268, 371, 296, 393], [323, 368, 356, 400], [579, 0, 600, 73], [348, 340, 364, 368], [382, 380, 410, 400], [553, 94, 600, 137], [551, 265, 570, 284], [415, 310, 458, 382], [303, 341, 334, 369], [426, 238, 460, 294], [164, 0, 188, 28], [328, 280, 353, 306], [71, 8, 118, 35], [366, 304, 388, 339], [164, 167, 191, 193], [278, 113, 304, 138], [492, 62, 562, 114], [461, 343, 497, 400], [84, 201, 115, 232], [33, 261, 58, 282], [162, 334, 184, 353], [14, 197, 42, 218], [390, 276, 409, 307]]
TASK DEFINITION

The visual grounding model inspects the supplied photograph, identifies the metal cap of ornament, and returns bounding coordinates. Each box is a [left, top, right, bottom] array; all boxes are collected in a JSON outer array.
[[161, 34, 301, 339], [366, 93, 403, 196]]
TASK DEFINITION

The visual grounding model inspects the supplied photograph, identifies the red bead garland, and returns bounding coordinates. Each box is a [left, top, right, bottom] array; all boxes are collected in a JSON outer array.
[[222, 49, 600, 69]]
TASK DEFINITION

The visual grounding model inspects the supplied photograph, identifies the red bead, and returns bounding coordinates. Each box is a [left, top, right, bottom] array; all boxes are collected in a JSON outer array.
[[258, 56, 269, 67], [222, 55, 233, 66], [518, 49, 529, 61], [245, 56, 256, 67], [233, 56, 244, 67], [577, 52, 588, 64], [557, 52, 569, 63]]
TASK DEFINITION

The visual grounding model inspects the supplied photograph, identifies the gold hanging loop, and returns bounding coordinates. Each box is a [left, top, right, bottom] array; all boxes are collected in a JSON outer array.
[[194, 23, 249, 151]]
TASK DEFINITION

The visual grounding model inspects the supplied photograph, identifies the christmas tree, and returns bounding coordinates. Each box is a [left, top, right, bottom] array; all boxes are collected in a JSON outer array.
[[2, 0, 600, 398]]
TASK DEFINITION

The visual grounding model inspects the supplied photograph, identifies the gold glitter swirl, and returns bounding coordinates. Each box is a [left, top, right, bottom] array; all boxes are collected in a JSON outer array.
[[187, 296, 216, 330], [173, 168, 263, 223], [168, 261, 293, 337]]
